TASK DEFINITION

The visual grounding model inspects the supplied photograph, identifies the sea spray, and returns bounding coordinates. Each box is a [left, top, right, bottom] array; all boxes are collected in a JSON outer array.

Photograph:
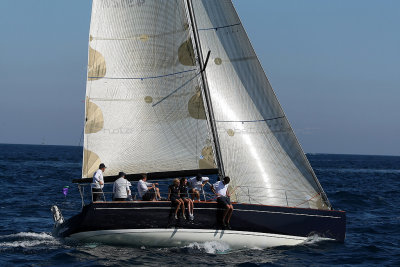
[[186, 241, 230, 254]]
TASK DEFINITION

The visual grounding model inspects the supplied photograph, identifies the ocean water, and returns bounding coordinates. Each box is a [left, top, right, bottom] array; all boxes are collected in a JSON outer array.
[[0, 144, 399, 266]]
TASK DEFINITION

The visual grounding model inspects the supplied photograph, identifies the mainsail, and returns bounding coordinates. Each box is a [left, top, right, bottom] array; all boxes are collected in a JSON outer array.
[[83, 0, 215, 178], [83, 0, 330, 210], [191, 0, 330, 209]]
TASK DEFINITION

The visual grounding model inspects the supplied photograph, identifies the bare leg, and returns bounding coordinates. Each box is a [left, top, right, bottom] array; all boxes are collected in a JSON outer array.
[[226, 205, 234, 224], [179, 199, 186, 219], [183, 199, 189, 214], [155, 188, 161, 200], [191, 190, 200, 201], [174, 200, 181, 218], [189, 199, 194, 215], [222, 205, 230, 224]]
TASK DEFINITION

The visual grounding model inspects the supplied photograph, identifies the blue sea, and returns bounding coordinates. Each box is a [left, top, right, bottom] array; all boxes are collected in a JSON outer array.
[[0, 144, 399, 266]]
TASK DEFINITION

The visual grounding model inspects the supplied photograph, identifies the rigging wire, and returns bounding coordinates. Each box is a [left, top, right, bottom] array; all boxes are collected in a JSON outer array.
[[152, 72, 201, 107], [198, 22, 241, 31]]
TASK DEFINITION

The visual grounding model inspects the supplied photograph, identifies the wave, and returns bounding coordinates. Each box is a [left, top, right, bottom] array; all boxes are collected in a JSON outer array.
[[0, 232, 60, 249], [315, 167, 400, 174]]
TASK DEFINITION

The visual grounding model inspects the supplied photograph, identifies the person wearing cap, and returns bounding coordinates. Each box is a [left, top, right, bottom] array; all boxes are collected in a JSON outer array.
[[92, 163, 106, 202], [113, 172, 132, 201], [188, 173, 210, 201], [211, 176, 234, 229]]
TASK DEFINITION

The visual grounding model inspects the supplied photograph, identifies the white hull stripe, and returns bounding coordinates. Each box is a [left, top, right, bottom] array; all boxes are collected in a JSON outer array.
[[93, 207, 341, 219], [69, 228, 329, 249]]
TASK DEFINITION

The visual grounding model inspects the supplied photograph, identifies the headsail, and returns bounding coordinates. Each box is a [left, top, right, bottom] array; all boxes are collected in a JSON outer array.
[[191, 0, 330, 209], [83, 0, 215, 178]]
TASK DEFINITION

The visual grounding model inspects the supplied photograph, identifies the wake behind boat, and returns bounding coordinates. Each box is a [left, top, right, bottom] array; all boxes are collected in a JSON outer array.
[[52, 0, 346, 248]]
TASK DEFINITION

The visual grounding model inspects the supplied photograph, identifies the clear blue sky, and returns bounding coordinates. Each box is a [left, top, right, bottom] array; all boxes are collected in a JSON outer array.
[[0, 0, 398, 156]]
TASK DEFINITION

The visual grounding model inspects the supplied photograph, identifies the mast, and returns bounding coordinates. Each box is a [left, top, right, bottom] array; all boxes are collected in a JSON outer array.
[[185, 0, 225, 178]]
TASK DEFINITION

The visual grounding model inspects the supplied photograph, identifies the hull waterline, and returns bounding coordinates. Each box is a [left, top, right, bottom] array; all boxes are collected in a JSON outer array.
[[69, 228, 314, 249]]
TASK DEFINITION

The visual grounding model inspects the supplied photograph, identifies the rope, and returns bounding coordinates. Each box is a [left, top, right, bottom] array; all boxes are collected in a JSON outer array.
[[294, 192, 321, 208]]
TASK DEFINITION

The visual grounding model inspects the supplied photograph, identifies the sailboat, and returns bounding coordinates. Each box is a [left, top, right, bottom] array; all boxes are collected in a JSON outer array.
[[52, 0, 346, 248]]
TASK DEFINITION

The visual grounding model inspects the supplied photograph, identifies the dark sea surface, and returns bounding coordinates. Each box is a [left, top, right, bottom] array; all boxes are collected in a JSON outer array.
[[0, 144, 399, 266]]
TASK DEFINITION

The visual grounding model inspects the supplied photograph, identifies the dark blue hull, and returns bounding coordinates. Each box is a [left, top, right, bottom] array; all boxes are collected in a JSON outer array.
[[58, 201, 346, 243]]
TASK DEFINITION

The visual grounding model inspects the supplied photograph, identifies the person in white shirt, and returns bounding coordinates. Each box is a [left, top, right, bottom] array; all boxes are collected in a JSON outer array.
[[92, 163, 106, 202], [137, 174, 161, 201], [188, 174, 210, 201], [113, 172, 131, 201], [212, 176, 234, 229]]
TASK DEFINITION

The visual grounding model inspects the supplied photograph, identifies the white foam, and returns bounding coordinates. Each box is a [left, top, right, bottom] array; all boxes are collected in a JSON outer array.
[[1, 232, 54, 240], [186, 241, 230, 254], [0, 232, 60, 249], [302, 234, 331, 245]]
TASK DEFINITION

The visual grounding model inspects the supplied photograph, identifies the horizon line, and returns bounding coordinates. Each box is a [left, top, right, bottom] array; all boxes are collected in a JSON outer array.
[[0, 142, 399, 158]]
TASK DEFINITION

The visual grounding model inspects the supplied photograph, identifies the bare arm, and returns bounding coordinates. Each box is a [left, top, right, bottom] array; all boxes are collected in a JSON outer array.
[[211, 185, 216, 195]]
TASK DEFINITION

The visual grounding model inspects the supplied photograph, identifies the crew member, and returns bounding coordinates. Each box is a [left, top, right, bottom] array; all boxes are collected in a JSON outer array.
[[188, 173, 210, 201], [137, 174, 161, 201], [180, 177, 194, 220], [92, 163, 106, 202], [113, 172, 131, 201], [212, 176, 234, 229], [168, 178, 185, 219]]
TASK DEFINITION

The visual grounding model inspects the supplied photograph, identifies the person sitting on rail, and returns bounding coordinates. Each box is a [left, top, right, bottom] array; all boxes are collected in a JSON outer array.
[[168, 178, 185, 220], [188, 173, 210, 201], [112, 172, 132, 201], [211, 176, 233, 229], [137, 174, 161, 201], [180, 177, 194, 220]]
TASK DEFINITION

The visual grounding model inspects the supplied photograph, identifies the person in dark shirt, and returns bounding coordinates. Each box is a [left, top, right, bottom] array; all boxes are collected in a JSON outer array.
[[168, 178, 185, 219], [180, 177, 194, 220]]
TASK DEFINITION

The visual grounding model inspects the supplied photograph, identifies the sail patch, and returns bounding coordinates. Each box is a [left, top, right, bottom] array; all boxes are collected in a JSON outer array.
[[178, 39, 195, 66], [188, 89, 206, 120], [85, 99, 104, 134], [199, 146, 216, 169], [88, 47, 106, 80], [144, 96, 153, 103], [139, 34, 149, 41], [82, 149, 101, 178]]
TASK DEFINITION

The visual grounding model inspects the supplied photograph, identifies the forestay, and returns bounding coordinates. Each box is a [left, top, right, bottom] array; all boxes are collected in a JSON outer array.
[[83, 0, 215, 179], [191, 0, 330, 209]]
